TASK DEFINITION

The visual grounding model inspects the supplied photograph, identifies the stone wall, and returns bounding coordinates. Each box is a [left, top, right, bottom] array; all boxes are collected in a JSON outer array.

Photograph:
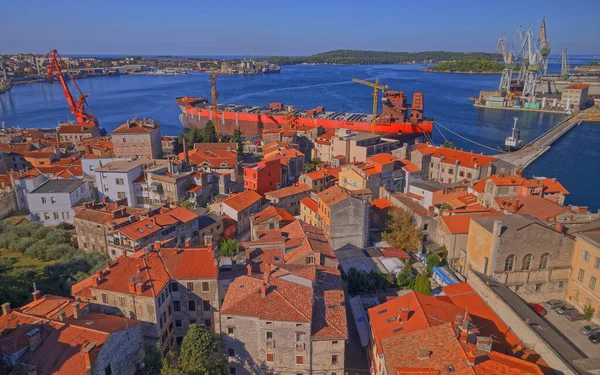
[[467, 270, 578, 375], [93, 323, 144, 375], [311, 339, 345, 374], [0, 190, 17, 219]]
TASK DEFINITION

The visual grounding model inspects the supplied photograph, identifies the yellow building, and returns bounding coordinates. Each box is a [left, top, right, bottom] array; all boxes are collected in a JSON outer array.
[[567, 219, 600, 323], [299, 196, 319, 227]]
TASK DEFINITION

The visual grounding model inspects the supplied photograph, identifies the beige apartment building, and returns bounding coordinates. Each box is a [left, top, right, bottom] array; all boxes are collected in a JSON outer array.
[[560, 83, 589, 110], [567, 218, 600, 323], [111, 118, 163, 159], [57, 123, 101, 145], [72, 245, 220, 353], [331, 128, 398, 164]]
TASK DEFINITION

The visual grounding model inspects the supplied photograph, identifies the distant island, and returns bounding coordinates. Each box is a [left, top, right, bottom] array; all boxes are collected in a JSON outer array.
[[266, 50, 501, 65], [422, 59, 504, 73]]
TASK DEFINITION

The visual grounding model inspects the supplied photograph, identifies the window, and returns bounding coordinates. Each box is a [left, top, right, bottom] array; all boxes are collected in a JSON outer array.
[[171, 282, 179, 292], [51, 197, 56, 204], [117, 192, 126, 199], [203, 300, 211, 311], [522, 254, 533, 271], [578, 268, 585, 282], [539, 253, 550, 270], [296, 355, 304, 365], [186, 282, 194, 291], [590, 277, 597, 290], [53, 212, 59, 220], [306, 256, 315, 265], [202, 282, 210, 292], [332, 354, 338, 365], [266, 331, 273, 340], [101, 294, 108, 304], [175, 320, 182, 328], [204, 319, 211, 328], [105, 365, 112, 375], [595, 257, 600, 269], [116, 178, 124, 185], [296, 333, 304, 342], [227, 327, 235, 335], [173, 301, 181, 311], [266, 353, 274, 363], [41, 197, 47, 204], [190, 319, 196, 325], [504, 255, 515, 271], [582, 250, 590, 262], [188, 300, 196, 311], [119, 297, 125, 307], [176, 336, 183, 346], [229, 367, 236, 375], [228, 348, 235, 357], [122, 138, 126, 143]]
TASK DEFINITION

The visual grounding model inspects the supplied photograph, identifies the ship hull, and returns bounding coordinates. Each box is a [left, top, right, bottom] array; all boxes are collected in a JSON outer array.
[[178, 104, 433, 139]]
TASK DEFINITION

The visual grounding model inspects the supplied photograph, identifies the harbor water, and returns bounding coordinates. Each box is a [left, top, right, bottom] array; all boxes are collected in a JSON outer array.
[[1, 59, 598, 210]]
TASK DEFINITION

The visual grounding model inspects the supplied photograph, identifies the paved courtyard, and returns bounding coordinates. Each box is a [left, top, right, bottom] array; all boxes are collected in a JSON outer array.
[[542, 308, 599, 358]]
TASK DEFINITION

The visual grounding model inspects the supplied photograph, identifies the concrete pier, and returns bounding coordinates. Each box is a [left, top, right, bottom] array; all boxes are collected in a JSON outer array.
[[494, 107, 600, 170]]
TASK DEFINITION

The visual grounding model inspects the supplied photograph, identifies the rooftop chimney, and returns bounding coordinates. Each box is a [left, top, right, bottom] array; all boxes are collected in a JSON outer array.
[[492, 220, 502, 238], [418, 349, 431, 360], [260, 283, 266, 298], [128, 282, 136, 294], [246, 263, 252, 275], [72, 302, 81, 319], [82, 342, 97, 369], [153, 241, 161, 250], [27, 328, 41, 350], [398, 308, 409, 323], [460, 330, 469, 343], [184, 238, 191, 247], [32, 290, 41, 301], [2, 302, 10, 316], [204, 235, 213, 246], [25, 364, 37, 375], [555, 221, 564, 233], [466, 351, 475, 366], [56, 310, 66, 322], [476, 336, 493, 353]]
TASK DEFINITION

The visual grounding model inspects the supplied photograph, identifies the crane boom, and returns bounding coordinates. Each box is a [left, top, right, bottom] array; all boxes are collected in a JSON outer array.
[[46, 49, 97, 127], [496, 35, 508, 63], [352, 78, 388, 134], [208, 72, 220, 134]]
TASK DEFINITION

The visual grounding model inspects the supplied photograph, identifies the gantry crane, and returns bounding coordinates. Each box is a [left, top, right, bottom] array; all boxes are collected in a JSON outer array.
[[520, 26, 542, 97], [559, 49, 570, 78], [352, 78, 388, 134], [46, 49, 98, 127], [208, 72, 220, 134], [539, 17, 551, 75], [496, 34, 518, 93]]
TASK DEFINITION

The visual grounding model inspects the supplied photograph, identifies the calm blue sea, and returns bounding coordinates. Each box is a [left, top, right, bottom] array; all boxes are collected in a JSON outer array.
[[0, 57, 598, 210]]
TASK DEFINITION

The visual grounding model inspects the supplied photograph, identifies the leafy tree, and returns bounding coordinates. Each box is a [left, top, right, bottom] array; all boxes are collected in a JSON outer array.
[[182, 201, 195, 210], [442, 141, 454, 149], [56, 222, 75, 230], [382, 209, 423, 250], [304, 157, 323, 173], [161, 324, 227, 375], [203, 121, 218, 143], [232, 128, 244, 160], [219, 239, 240, 257], [396, 264, 415, 290], [425, 254, 442, 273], [413, 273, 432, 296], [427, 59, 504, 73], [583, 304, 595, 321], [346, 268, 392, 295]]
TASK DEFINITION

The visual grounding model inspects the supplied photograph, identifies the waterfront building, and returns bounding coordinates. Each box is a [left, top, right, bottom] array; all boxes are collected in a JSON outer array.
[[560, 83, 589, 110], [111, 118, 163, 160], [57, 123, 101, 145], [331, 128, 398, 164], [27, 179, 90, 226]]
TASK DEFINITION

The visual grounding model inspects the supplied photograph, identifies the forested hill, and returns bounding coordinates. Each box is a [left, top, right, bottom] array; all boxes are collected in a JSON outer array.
[[267, 50, 501, 65], [424, 59, 504, 73]]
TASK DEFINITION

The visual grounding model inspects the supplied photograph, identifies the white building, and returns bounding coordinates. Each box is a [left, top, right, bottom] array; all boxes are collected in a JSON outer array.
[[8, 172, 49, 211], [27, 179, 90, 226], [94, 160, 151, 207]]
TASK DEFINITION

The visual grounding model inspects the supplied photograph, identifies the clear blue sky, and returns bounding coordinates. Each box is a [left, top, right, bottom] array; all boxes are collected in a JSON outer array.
[[1, 0, 598, 55]]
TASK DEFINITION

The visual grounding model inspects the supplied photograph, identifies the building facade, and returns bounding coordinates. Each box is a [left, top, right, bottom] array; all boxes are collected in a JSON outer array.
[[27, 179, 90, 226], [111, 118, 163, 159], [264, 184, 312, 216]]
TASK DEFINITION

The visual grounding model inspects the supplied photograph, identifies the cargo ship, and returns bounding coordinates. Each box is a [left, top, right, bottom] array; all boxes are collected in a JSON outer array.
[[176, 90, 433, 139]]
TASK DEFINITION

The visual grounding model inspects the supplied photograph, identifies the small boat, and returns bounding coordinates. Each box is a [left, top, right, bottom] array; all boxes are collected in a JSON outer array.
[[502, 117, 525, 152]]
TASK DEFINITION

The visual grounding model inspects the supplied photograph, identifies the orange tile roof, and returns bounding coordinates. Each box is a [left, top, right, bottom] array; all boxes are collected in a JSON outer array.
[[57, 124, 98, 133], [314, 139, 331, 146], [457, 193, 478, 206], [406, 192, 424, 200], [0, 142, 35, 155], [368, 153, 397, 166], [565, 83, 589, 90], [368, 291, 466, 354], [194, 142, 237, 151], [399, 158, 421, 173], [318, 185, 351, 207], [371, 198, 394, 211], [180, 148, 237, 168], [300, 197, 318, 214], [318, 131, 335, 140], [111, 119, 159, 134], [496, 195, 569, 222], [265, 183, 311, 199], [252, 205, 296, 225], [116, 207, 197, 241], [305, 169, 330, 180], [414, 143, 437, 155], [222, 190, 262, 212], [441, 213, 504, 235]]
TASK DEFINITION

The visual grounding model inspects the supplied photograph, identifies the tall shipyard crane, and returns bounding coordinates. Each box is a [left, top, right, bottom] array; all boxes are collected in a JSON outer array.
[[46, 49, 98, 127], [559, 49, 570, 78], [538, 17, 551, 76], [208, 72, 220, 134], [496, 34, 518, 92], [352, 78, 388, 134], [520, 26, 543, 97]]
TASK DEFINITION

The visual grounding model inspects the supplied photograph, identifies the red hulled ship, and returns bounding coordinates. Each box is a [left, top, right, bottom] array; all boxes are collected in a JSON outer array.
[[176, 90, 433, 139]]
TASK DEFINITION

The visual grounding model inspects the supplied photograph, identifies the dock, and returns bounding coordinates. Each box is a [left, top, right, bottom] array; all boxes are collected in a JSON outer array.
[[494, 107, 600, 170]]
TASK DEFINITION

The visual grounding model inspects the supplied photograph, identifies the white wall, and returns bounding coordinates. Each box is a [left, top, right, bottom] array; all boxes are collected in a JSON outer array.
[[28, 181, 90, 226], [95, 167, 143, 207]]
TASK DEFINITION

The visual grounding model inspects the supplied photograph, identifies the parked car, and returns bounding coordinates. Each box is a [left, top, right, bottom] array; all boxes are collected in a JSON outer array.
[[589, 332, 600, 344], [528, 303, 547, 316], [555, 304, 577, 315], [565, 312, 585, 322], [580, 324, 600, 335], [544, 299, 565, 310]]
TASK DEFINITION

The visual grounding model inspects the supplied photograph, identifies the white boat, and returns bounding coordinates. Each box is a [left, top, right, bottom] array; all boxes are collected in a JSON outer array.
[[502, 117, 525, 152]]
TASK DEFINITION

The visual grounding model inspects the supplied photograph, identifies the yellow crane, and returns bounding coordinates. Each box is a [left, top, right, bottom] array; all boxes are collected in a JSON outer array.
[[352, 78, 388, 134], [208, 72, 220, 134]]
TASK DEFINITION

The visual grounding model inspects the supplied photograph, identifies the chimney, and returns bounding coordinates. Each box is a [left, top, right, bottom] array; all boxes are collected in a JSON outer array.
[[476, 336, 493, 353], [466, 351, 475, 366], [128, 282, 136, 294], [246, 263, 252, 275], [414, 139, 420, 145], [515, 169, 522, 176], [2, 302, 10, 316], [398, 308, 409, 322], [153, 240, 161, 250], [260, 283, 266, 298], [56, 310, 66, 322], [72, 302, 81, 319], [418, 349, 431, 360], [135, 283, 144, 294], [184, 238, 191, 247], [106, 261, 112, 269], [82, 342, 96, 369], [460, 330, 469, 343], [25, 364, 37, 375], [136, 264, 142, 273], [492, 220, 502, 238], [27, 328, 41, 349], [555, 221, 564, 233], [32, 290, 42, 301]]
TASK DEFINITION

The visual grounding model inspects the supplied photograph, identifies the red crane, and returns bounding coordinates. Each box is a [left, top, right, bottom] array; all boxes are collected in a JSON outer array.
[[46, 49, 98, 127]]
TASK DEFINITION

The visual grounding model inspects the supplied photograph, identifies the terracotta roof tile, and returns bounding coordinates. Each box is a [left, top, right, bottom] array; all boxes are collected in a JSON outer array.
[[265, 183, 311, 199], [300, 197, 318, 214], [441, 213, 504, 235], [251, 206, 296, 226], [318, 185, 351, 207], [111, 119, 159, 134], [222, 190, 262, 212]]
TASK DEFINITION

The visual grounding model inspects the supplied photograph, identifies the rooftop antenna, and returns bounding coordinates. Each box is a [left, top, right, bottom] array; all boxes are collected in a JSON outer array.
[[33, 281, 38, 292]]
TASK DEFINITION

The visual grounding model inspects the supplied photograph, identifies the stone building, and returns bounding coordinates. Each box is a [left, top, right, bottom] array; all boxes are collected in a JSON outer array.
[[249, 205, 295, 241], [57, 123, 101, 145], [464, 215, 574, 301], [72, 245, 220, 352], [264, 183, 311, 216], [111, 118, 163, 160], [560, 83, 589, 109], [220, 263, 347, 375], [299, 169, 334, 193], [331, 128, 398, 164], [567, 218, 600, 323], [209, 190, 263, 235], [0, 294, 143, 375], [73, 198, 146, 254], [317, 185, 370, 251]]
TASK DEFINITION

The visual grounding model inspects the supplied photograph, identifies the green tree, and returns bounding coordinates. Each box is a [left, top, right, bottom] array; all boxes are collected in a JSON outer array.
[[203, 121, 218, 143], [56, 222, 75, 230], [583, 304, 596, 321], [442, 141, 454, 149], [232, 128, 244, 160], [218, 239, 240, 257], [425, 254, 442, 273], [413, 273, 432, 296], [396, 265, 415, 290], [182, 201, 195, 210], [382, 209, 423, 250], [346, 268, 392, 295], [304, 157, 323, 173], [161, 324, 227, 375]]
